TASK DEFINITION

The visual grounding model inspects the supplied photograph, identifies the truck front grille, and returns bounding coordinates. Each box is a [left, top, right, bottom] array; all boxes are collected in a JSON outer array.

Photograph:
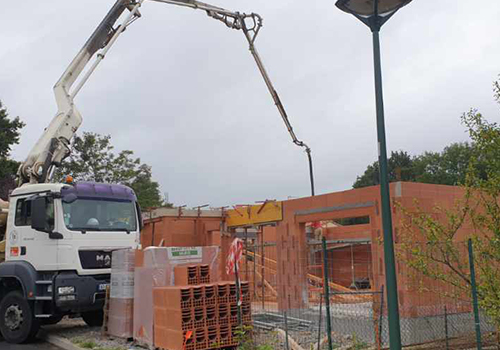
[[79, 251, 113, 269]]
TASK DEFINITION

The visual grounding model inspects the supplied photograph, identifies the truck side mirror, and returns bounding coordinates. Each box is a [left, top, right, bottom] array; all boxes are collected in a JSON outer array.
[[62, 193, 77, 204], [32, 197, 49, 232], [136, 202, 144, 231], [31, 197, 63, 239]]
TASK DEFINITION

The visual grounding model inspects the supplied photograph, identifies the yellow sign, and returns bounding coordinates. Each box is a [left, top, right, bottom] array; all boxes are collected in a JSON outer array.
[[226, 201, 283, 227]]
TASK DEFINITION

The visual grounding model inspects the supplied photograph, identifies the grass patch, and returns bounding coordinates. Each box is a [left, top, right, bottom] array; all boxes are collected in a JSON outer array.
[[70, 337, 126, 350], [78, 340, 98, 349]]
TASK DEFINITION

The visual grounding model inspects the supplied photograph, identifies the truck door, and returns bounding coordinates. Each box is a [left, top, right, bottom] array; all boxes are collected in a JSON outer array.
[[10, 197, 58, 270]]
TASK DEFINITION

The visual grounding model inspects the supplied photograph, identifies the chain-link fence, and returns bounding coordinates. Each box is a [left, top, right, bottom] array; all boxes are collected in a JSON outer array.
[[391, 240, 498, 349], [237, 236, 498, 349], [394, 304, 496, 349]]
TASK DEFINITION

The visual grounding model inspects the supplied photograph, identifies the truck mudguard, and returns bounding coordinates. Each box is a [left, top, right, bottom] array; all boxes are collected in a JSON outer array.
[[0, 261, 38, 299]]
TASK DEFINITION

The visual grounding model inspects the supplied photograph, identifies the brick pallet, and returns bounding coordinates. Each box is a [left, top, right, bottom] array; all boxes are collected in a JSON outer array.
[[174, 264, 211, 286], [133, 247, 221, 348], [153, 281, 251, 350]]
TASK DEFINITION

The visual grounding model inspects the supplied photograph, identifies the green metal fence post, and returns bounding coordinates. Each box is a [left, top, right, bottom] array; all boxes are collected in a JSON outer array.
[[379, 285, 385, 348], [444, 305, 449, 350], [317, 293, 323, 350], [261, 241, 265, 311], [468, 239, 482, 350], [245, 228, 249, 280], [284, 309, 290, 350], [253, 244, 257, 299], [322, 237, 334, 350]]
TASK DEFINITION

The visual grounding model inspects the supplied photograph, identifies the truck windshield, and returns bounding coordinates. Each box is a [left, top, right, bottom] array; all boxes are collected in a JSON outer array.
[[62, 198, 137, 232]]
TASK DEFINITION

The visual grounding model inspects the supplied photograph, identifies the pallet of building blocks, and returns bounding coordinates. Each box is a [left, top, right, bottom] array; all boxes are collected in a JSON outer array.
[[133, 247, 220, 347], [154, 286, 194, 309], [174, 264, 211, 286], [174, 265, 199, 285], [154, 327, 238, 350], [152, 281, 251, 350], [108, 249, 136, 339], [154, 328, 196, 350]]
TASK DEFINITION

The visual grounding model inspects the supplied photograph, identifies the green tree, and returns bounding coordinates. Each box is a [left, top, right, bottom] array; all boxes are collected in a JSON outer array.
[[0, 101, 25, 200], [129, 164, 166, 209], [353, 151, 415, 188], [413, 142, 477, 186], [54, 132, 168, 209], [399, 77, 500, 327], [353, 144, 478, 189]]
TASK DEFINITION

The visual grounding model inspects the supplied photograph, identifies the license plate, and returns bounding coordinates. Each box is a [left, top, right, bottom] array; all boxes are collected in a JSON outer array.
[[98, 283, 109, 291]]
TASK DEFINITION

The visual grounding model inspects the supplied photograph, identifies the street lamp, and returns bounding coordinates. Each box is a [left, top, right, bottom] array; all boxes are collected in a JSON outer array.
[[334, 1, 413, 349]]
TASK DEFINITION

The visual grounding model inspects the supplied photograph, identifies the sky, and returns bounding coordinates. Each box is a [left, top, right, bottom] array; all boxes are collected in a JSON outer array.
[[1, 0, 499, 208]]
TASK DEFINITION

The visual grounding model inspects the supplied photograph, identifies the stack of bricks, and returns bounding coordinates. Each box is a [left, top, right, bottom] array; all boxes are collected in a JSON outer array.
[[154, 264, 251, 350], [174, 264, 211, 286]]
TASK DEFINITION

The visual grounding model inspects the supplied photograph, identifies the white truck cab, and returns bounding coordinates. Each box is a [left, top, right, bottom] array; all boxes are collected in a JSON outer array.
[[0, 181, 141, 343]]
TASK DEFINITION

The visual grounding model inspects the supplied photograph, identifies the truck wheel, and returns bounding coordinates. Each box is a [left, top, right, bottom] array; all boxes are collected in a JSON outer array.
[[82, 310, 103, 327], [0, 291, 40, 344]]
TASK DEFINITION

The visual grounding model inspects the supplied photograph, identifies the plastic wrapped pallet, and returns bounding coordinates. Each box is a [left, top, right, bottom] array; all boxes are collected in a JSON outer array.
[[133, 246, 220, 347], [108, 249, 136, 339]]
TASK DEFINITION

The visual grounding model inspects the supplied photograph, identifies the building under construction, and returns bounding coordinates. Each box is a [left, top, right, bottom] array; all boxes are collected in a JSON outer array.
[[141, 182, 471, 313]]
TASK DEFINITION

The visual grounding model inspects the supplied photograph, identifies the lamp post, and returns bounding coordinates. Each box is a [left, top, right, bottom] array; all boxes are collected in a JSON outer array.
[[334, 1, 413, 349]]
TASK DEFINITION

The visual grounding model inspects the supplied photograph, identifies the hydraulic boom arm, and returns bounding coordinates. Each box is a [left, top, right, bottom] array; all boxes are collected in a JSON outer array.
[[18, 0, 143, 186], [19, 0, 315, 196], [151, 0, 316, 195]]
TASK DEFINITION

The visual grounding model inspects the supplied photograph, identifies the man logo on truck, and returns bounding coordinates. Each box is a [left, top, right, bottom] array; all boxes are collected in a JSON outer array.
[[96, 254, 112, 267]]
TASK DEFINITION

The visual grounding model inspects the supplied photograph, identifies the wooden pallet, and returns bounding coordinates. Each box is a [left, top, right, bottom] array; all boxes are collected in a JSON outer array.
[[0, 240, 5, 263], [101, 285, 110, 336]]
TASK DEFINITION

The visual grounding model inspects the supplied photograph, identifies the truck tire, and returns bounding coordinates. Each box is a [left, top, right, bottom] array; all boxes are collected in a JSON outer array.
[[0, 291, 40, 344], [82, 310, 103, 327]]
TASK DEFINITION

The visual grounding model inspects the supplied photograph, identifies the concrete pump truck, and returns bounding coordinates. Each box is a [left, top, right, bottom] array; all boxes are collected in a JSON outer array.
[[0, 1, 144, 343]]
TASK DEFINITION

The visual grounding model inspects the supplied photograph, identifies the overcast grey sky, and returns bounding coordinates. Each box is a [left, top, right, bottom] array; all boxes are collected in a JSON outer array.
[[1, 1, 499, 207]]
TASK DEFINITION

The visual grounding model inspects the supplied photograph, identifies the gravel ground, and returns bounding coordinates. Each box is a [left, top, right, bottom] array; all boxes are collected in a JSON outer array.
[[43, 317, 140, 350], [43, 318, 361, 350], [43, 316, 497, 350], [401, 332, 499, 350], [253, 329, 284, 349]]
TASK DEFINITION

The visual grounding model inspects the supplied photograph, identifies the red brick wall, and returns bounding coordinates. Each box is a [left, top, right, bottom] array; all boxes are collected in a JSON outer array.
[[142, 217, 223, 248]]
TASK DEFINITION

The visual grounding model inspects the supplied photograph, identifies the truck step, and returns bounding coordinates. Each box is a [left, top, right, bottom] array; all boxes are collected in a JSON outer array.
[[35, 296, 53, 301], [35, 280, 52, 285]]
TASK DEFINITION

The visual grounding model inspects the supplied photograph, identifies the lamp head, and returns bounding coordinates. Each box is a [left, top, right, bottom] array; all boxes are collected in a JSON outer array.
[[335, 0, 412, 29], [336, 0, 412, 16]]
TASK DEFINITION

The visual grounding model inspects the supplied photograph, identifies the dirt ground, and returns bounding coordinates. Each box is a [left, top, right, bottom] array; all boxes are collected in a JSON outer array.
[[401, 332, 499, 350], [42, 317, 499, 350]]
